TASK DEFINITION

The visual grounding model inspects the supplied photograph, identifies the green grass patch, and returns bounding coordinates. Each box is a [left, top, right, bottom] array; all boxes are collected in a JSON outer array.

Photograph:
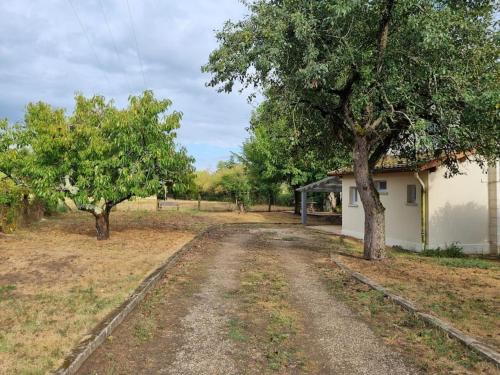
[[228, 319, 248, 342], [281, 236, 299, 242], [393, 243, 498, 269], [0, 284, 16, 301], [133, 315, 157, 343], [432, 257, 497, 269], [420, 243, 465, 258]]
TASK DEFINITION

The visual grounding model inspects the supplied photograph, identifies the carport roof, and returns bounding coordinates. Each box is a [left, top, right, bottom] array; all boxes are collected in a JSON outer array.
[[296, 176, 342, 193]]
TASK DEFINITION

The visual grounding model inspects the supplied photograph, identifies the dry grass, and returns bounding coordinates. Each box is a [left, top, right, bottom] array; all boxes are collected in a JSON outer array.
[[0, 210, 300, 374], [315, 259, 497, 374], [164, 198, 293, 212], [327, 235, 500, 352]]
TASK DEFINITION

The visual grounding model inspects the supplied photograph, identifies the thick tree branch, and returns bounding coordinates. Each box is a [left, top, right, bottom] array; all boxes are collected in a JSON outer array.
[[376, 0, 395, 76], [105, 194, 133, 211], [338, 68, 361, 129], [0, 170, 28, 187], [368, 133, 394, 169]]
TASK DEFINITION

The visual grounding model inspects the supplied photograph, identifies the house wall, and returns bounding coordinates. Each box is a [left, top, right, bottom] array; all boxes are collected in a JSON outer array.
[[341, 172, 422, 250], [427, 161, 489, 254]]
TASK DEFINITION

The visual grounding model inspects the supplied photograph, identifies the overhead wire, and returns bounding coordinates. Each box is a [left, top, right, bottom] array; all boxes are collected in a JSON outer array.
[[66, 0, 111, 88], [98, 0, 133, 93], [125, 0, 147, 89]]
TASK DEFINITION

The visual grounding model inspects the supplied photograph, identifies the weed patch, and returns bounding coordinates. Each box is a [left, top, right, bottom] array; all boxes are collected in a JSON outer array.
[[433, 257, 497, 269], [420, 243, 465, 258], [0, 284, 16, 301], [133, 315, 157, 343], [228, 318, 248, 342]]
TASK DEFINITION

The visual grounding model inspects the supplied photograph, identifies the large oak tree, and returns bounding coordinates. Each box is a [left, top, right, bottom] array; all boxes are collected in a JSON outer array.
[[203, 0, 499, 259]]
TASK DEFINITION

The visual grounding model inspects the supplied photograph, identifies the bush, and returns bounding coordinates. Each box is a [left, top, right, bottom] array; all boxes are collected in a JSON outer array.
[[0, 178, 49, 233], [275, 190, 293, 206], [420, 243, 465, 258]]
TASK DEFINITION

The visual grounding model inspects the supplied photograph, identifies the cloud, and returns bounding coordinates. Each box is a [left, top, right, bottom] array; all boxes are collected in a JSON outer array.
[[0, 0, 252, 169]]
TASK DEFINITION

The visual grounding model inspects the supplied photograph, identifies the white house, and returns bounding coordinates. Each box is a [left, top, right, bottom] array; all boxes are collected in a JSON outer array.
[[299, 156, 499, 255]]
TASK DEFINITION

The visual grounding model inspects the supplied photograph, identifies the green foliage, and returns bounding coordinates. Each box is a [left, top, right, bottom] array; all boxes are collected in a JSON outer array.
[[11, 91, 194, 219], [214, 163, 251, 208], [242, 98, 350, 190], [420, 243, 465, 258], [0, 176, 29, 232], [204, 0, 499, 172], [194, 157, 251, 207]]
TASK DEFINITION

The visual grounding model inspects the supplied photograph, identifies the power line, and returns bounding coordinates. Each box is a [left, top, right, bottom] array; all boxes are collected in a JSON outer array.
[[98, 0, 132, 93], [125, 0, 147, 89], [66, 0, 110, 88]]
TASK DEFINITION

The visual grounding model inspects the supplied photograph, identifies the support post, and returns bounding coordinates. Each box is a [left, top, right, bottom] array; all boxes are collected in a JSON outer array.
[[301, 190, 307, 225]]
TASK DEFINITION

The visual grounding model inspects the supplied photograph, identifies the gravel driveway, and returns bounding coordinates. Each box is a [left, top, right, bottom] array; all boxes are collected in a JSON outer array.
[[77, 225, 417, 375]]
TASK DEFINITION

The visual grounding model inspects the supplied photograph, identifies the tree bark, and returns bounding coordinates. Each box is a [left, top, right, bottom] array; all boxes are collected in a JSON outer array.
[[327, 192, 337, 212], [95, 210, 110, 240], [293, 187, 301, 215], [353, 137, 386, 260]]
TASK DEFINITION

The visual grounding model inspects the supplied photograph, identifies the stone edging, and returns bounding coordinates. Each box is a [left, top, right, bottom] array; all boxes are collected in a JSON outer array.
[[330, 254, 500, 367], [54, 224, 220, 375]]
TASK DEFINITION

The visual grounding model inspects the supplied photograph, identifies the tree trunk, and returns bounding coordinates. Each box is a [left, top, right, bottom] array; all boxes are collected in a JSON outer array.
[[353, 137, 386, 260], [328, 192, 337, 212], [268, 190, 272, 212], [237, 200, 245, 214], [293, 187, 301, 215], [95, 211, 110, 240]]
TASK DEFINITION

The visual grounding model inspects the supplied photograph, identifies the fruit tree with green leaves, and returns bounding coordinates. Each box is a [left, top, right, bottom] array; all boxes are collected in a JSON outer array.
[[12, 91, 194, 240], [203, 0, 499, 259]]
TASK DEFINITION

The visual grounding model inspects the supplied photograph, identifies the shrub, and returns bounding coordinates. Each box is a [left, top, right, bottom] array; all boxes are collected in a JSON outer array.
[[420, 243, 465, 258]]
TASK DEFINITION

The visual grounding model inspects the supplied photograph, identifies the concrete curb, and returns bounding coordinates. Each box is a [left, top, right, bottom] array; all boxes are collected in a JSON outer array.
[[54, 224, 220, 375], [330, 254, 500, 367]]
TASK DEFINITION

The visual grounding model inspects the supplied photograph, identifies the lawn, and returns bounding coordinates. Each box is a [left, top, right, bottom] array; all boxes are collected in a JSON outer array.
[[0, 209, 302, 374], [325, 235, 500, 352]]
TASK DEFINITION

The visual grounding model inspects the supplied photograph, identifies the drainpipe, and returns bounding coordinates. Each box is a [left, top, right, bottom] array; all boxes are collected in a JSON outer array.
[[414, 172, 427, 250]]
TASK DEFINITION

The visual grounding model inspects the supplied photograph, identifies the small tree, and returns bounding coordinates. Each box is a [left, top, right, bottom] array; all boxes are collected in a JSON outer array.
[[214, 163, 251, 212], [203, 0, 499, 259], [14, 91, 194, 240]]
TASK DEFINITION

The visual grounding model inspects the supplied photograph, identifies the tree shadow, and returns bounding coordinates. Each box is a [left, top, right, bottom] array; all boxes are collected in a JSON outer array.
[[429, 202, 488, 251]]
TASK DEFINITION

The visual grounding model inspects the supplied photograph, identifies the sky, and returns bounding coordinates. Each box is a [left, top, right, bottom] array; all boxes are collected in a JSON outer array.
[[0, 0, 255, 170]]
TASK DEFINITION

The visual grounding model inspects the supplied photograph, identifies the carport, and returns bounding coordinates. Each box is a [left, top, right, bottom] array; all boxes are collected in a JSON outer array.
[[296, 176, 342, 225]]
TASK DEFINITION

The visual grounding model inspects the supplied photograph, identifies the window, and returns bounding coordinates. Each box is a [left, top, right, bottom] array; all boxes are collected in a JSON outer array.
[[374, 180, 388, 194], [407, 184, 417, 204], [349, 187, 358, 206]]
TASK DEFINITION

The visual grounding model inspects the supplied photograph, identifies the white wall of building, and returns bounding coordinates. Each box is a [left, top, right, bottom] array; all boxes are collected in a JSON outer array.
[[341, 172, 422, 250], [427, 162, 489, 254]]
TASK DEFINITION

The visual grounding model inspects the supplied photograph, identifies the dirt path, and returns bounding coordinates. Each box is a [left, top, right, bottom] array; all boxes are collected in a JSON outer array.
[[165, 234, 246, 374], [270, 229, 413, 374], [77, 225, 417, 375]]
